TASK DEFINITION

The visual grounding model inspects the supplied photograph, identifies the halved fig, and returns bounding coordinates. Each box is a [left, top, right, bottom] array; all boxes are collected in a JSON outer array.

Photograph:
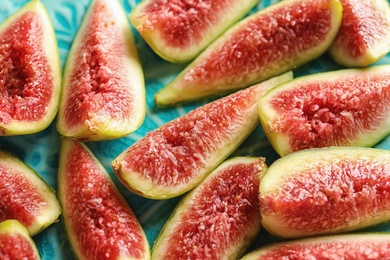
[[112, 72, 292, 199], [0, 150, 61, 236], [259, 146, 390, 239], [58, 138, 150, 260], [152, 157, 266, 260], [0, 220, 40, 260], [56, 0, 145, 141], [241, 233, 390, 259], [258, 65, 390, 157], [154, 0, 342, 106], [0, 0, 61, 135], [130, 0, 259, 63], [329, 0, 390, 67]]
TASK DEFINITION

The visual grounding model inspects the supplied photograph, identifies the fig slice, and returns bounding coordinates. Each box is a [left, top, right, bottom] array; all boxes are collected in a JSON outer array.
[[258, 65, 390, 157], [154, 0, 342, 106], [151, 157, 266, 260], [112, 72, 292, 199], [329, 0, 390, 67], [259, 146, 390, 239], [0, 0, 61, 135], [0, 150, 61, 236], [56, 0, 146, 141], [129, 0, 259, 63], [0, 220, 40, 260], [241, 233, 390, 259], [58, 138, 150, 260]]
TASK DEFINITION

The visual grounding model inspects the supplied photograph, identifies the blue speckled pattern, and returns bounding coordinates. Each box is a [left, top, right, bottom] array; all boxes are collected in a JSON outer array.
[[0, 0, 390, 259]]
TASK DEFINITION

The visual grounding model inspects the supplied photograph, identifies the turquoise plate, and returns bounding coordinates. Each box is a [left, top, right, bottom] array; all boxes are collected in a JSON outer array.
[[1, 0, 390, 259]]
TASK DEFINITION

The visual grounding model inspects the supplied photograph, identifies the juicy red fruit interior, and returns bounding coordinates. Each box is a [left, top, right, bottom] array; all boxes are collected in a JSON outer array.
[[140, 0, 234, 48], [268, 72, 390, 151], [162, 161, 262, 259], [0, 233, 37, 259], [65, 1, 134, 128], [260, 157, 390, 233], [0, 165, 46, 227], [64, 142, 145, 259], [0, 12, 52, 124]]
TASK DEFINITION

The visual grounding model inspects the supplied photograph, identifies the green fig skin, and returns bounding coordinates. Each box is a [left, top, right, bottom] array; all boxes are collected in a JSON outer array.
[[241, 233, 390, 259], [155, 0, 342, 106], [130, 0, 260, 63], [259, 147, 390, 239], [0, 220, 40, 260], [57, 0, 146, 141], [0, 0, 62, 136]]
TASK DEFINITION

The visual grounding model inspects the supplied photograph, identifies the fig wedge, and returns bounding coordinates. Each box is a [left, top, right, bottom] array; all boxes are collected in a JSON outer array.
[[0, 0, 61, 135], [0, 220, 40, 260], [58, 138, 150, 260], [329, 0, 390, 67], [241, 233, 390, 259], [260, 146, 390, 239], [130, 0, 259, 63], [112, 72, 292, 199], [258, 65, 390, 157], [57, 0, 145, 141], [152, 157, 266, 260], [0, 150, 61, 236], [155, 0, 342, 106]]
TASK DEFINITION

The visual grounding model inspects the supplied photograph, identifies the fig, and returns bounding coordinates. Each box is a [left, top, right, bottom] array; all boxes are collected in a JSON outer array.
[[0, 150, 61, 236], [129, 0, 259, 63], [259, 146, 390, 239], [0, 0, 61, 135], [329, 0, 390, 67], [258, 65, 390, 157], [112, 72, 292, 199], [0, 220, 40, 260], [151, 157, 266, 260], [56, 0, 146, 141], [154, 0, 342, 106], [58, 138, 150, 260], [241, 233, 390, 259]]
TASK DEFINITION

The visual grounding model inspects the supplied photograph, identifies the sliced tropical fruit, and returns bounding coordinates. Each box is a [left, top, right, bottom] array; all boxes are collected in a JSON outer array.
[[58, 138, 150, 260], [259, 147, 390, 239], [154, 0, 342, 106], [112, 72, 292, 199], [151, 157, 266, 260], [258, 65, 390, 157], [0, 220, 40, 260], [329, 0, 390, 67], [241, 233, 390, 259], [0, 150, 61, 236], [130, 0, 259, 63], [0, 0, 61, 135], [57, 0, 145, 141]]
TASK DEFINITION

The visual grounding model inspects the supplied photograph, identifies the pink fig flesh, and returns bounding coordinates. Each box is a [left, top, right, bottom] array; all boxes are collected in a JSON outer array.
[[259, 147, 390, 239]]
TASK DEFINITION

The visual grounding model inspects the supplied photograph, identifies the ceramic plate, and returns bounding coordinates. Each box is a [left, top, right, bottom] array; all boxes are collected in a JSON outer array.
[[1, 0, 390, 259]]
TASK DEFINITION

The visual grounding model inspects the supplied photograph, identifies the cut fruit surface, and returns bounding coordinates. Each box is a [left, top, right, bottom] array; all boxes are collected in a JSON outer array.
[[58, 138, 150, 260], [151, 157, 266, 260], [155, 0, 342, 106], [112, 72, 292, 199], [130, 0, 259, 63], [258, 65, 390, 157], [0, 150, 61, 236], [241, 233, 390, 259], [0, 0, 61, 135], [329, 0, 390, 67], [0, 220, 40, 260], [259, 147, 390, 239], [57, 0, 145, 141]]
